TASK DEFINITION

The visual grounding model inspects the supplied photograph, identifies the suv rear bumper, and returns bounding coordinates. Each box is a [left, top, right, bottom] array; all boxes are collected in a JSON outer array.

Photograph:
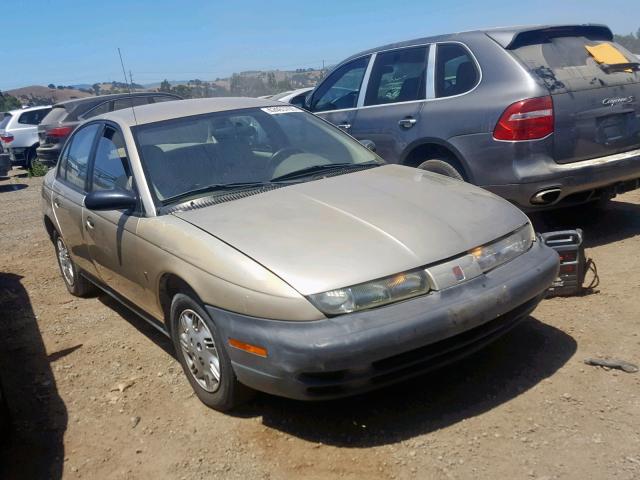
[[484, 147, 640, 209], [205, 240, 559, 400], [36, 144, 61, 164]]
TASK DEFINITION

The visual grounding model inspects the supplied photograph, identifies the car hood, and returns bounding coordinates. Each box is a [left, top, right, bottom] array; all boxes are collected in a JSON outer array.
[[173, 165, 528, 295]]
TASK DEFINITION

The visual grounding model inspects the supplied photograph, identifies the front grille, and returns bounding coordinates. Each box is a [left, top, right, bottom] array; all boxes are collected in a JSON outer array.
[[298, 295, 541, 397]]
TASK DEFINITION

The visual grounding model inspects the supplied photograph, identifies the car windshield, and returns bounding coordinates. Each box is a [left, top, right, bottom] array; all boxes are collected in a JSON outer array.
[[134, 106, 381, 204]]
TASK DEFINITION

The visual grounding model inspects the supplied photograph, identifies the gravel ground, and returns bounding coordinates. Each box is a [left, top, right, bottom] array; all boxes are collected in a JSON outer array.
[[0, 168, 638, 480]]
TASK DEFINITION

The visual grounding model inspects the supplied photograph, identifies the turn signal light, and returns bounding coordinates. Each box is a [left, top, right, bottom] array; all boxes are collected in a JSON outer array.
[[228, 338, 268, 357]]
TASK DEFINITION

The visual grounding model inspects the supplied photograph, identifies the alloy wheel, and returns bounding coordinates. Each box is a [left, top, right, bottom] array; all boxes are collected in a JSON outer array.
[[178, 309, 221, 393]]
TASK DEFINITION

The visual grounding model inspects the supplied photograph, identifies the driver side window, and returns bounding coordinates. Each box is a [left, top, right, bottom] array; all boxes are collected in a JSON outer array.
[[311, 56, 370, 112]]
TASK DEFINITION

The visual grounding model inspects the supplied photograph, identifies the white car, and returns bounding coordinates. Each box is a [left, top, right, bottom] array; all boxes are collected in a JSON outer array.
[[268, 87, 313, 107], [0, 105, 52, 169]]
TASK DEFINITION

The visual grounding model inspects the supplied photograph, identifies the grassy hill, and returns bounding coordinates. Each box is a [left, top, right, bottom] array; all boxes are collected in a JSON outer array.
[[6, 85, 93, 106]]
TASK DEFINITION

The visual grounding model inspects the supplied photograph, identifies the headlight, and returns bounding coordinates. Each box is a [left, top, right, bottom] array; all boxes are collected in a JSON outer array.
[[308, 269, 430, 316], [469, 223, 535, 273]]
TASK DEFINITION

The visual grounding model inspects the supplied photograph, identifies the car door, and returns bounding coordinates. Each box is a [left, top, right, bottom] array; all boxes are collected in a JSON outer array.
[[51, 123, 102, 276], [348, 45, 429, 163], [84, 122, 146, 305], [308, 55, 371, 133]]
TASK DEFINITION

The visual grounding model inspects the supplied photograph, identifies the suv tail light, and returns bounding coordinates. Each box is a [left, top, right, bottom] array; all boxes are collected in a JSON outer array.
[[0, 134, 14, 144], [493, 96, 554, 141], [46, 126, 73, 138]]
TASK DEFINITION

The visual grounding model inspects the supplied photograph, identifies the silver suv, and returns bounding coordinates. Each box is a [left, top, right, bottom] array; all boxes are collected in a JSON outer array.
[[305, 24, 640, 209]]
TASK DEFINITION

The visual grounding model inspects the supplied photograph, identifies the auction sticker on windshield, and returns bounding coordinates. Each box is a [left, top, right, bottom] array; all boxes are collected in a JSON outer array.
[[261, 106, 301, 114]]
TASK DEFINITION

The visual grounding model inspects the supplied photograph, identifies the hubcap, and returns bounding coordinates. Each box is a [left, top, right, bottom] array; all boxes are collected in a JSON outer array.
[[56, 238, 75, 286], [178, 309, 221, 393]]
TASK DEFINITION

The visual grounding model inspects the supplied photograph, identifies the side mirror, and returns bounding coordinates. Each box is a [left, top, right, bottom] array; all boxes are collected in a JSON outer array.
[[359, 139, 377, 152], [304, 92, 314, 111], [85, 190, 138, 211]]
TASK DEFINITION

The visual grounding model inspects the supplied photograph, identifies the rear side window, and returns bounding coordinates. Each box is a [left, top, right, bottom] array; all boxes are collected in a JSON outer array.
[[364, 46, 428, 106], [91, 127, 133, 192], [58, 123, 100, 191], [511, 36, 640, 92], [82, 102, 111, 119], [436, 44, 479, 98], [18, 108, 51, 125], [113, 97, 150, 111], [311, 56, 370, 112], [0, 114, 11, 129]]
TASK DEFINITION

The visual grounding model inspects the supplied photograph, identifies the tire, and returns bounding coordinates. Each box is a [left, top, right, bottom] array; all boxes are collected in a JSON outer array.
[[417, 158, 464, 181], [53, 231, 96, 297], [170, 293, 253, 411], [25, 147, 36, 171]]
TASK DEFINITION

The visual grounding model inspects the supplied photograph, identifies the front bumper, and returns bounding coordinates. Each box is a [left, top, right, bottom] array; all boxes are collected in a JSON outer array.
[[206, 240, 559, 400]]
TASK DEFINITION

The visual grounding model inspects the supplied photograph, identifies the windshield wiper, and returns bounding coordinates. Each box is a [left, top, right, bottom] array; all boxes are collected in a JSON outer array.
[[271, 162, 380, 182], [162, 181, 272, 205]]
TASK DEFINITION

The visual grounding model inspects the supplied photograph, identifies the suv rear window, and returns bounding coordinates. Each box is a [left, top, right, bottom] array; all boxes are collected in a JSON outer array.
[[41, 106, 69, 125], [511, 36, 640, 92]]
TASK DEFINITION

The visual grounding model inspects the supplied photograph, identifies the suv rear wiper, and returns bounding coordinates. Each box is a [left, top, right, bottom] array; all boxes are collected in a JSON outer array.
[[270, 162, 380, 182], [162, 181, 273, 205], [600, 62, 640, 74]]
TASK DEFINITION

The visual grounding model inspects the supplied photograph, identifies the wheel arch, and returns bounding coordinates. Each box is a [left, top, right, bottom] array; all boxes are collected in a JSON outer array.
[[400, 139, 473, 182], [43, 215, 57, 243], [158, 273, 202, 333]]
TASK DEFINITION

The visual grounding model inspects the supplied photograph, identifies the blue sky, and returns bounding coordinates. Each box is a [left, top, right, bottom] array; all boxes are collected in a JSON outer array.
[[2, 0, 638, 90]]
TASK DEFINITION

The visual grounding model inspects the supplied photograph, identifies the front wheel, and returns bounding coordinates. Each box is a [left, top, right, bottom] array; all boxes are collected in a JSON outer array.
[[170, 293, 253, 411]]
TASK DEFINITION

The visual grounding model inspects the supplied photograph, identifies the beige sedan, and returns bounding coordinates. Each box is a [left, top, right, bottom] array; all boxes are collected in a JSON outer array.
[[42, 98, 559, 411]]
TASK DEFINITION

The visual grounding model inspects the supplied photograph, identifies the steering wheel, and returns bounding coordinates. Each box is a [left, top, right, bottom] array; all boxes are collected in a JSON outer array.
[[267, 147, 305, 177]]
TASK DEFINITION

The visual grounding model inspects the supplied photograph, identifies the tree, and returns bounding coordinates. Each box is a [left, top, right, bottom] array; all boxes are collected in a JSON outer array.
[[48, 83, 56, 89], [159, 79, 172, 93], [172, 84, 192, 98], [0, 91, 21, 111], [614, 28, 640, 53], [92, 83, 101, 96]]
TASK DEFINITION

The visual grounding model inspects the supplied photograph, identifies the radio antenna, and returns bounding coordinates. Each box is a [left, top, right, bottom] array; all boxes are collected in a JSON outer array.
[[117, 47, 138, 124]]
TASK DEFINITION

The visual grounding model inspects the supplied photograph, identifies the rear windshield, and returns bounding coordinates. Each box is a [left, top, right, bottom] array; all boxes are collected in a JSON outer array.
[[511, 36, 640, 92], [41, 106, 69, 125], [0, 114, 11, 129]]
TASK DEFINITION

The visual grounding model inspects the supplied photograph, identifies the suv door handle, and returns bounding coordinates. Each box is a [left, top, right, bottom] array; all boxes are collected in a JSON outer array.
[[85, 218, 95, 230], [337, 123, 352, 130], [398, 117, 417, 129]]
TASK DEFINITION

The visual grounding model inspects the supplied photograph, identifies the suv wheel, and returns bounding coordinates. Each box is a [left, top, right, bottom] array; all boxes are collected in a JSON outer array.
[[53, 232, 96, 297], [25, 147, 37, 171], [170, 293, 253, 411], [417, 158, 464, 181]]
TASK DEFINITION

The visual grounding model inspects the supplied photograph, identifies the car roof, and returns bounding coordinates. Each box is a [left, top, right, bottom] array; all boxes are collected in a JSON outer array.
[[8, 105, 52, 114], [340, 23, 612, 63], [50, 92, 180, 110], [99, 97, 285, 126]]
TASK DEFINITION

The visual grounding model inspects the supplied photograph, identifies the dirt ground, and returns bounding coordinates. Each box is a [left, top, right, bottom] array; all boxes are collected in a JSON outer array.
[[0, 168, 638, 480]]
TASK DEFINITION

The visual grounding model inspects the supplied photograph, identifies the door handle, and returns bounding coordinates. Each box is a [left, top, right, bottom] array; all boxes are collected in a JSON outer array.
[[85, 218, 95, 230], [398, 117, 417, 129], [337, 123, 352, 130], [54, 198, 62, 208]]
